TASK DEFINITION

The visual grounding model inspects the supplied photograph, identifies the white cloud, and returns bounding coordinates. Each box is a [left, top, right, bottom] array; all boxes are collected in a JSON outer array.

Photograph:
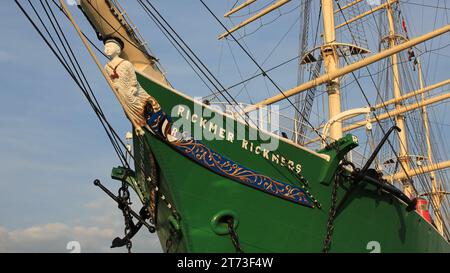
[[0, 223, 116, 253], [0, 221, 162, 253], [0, 227, 11, 252]]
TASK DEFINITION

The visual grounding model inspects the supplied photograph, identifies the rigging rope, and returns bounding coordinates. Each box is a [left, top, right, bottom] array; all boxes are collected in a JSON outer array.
[[138, 0, 319, 191], [334, 0, 450, 237], [225, 1, 302, 41], [137, 0, 263, 130], [199, 0, 329, 145], [17, 0, 184, 247], [335, 0, 419, 191], [203, 54, 301, 100], [17, 0, 131, 169]]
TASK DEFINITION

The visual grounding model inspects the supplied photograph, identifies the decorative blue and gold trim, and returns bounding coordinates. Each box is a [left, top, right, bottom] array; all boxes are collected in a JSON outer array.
[[145, 109, 314, 208]]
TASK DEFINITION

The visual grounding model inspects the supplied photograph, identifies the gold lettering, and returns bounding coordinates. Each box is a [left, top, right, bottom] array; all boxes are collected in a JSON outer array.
[[227, 132, 234, 143], [200, 118, 208, 129], [219, 128, 226, 139], [288, 160, 294, 171], [242, 139, 248, 150], [177, 106, 185, 117], [272, 154, 279, 164], [208, 122, 217, 134], [191, 114, 198, 123], [281, 156, 286, 167]]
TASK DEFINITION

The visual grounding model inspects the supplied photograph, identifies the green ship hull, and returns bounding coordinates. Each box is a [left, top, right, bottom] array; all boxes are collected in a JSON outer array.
[[16, 0, 449, 254], [119, 72, 450, 253]]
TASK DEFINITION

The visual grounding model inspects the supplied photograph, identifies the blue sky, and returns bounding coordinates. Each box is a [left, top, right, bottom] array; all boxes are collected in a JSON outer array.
[[0, 1, 449, 252]]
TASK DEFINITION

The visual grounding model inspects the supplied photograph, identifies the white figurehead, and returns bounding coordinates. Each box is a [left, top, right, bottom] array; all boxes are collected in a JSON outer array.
[[104, 38, 161, 135]]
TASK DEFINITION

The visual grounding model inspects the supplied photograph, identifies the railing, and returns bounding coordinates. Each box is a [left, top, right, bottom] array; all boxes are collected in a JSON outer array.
[[209, 101, 320, 145], [209, 101, 397, 178]]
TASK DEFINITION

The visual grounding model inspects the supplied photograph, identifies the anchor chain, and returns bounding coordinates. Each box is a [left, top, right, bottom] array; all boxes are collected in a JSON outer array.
[[289, 169, 322, 209], [299, 175, 322, 209], [139, 135, 182, 252], [138, 135, 157, 224], [93, 179, 155, 253], [321, 160, 355, 253], [322, 125, 404, 252], [227, 218, 243, 253], [322, 167, 341, 253], [140, 134, 181, 219], [118, 181, 134, 253]]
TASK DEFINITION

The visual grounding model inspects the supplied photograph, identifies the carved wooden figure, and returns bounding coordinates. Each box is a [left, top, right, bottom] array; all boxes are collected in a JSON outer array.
[[104, 38, 161, 134]]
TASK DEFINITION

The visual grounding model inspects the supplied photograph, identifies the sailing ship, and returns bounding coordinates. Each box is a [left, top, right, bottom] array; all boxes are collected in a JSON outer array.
[[16, 0, 450, 252]]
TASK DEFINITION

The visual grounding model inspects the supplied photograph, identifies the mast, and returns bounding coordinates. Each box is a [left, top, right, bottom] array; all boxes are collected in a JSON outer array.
[[243, 24, 450, 113], [218, 0, 291, 40], [386, 2, 413, 194], [385, 2, 413, 197], [321, 0, 342, 141], [417, 59, 444, 235], [294, 0, 317, 144], [224, 0, 256, 17], [302, 83, 450, 145]]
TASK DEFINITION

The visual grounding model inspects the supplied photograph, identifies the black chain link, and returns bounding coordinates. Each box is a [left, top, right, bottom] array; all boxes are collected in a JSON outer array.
[[322, 169, 341, 253], [227, 218, 243, 253], [288, 169, 322, 209], [300, 176, 322, 209], [140, 135, 181, 219], [137, 133, 183, 253], [138, 135, 156, 224], [118, 182, 133, 253]]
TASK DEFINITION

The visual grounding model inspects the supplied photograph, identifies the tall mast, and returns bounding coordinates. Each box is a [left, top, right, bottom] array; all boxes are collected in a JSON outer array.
[[417, 60, 444, 235], [295, 0, 318, 145], [385, 2, 413, 197], [244, 24, 450, 112], [321, 0, 342, 140]]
